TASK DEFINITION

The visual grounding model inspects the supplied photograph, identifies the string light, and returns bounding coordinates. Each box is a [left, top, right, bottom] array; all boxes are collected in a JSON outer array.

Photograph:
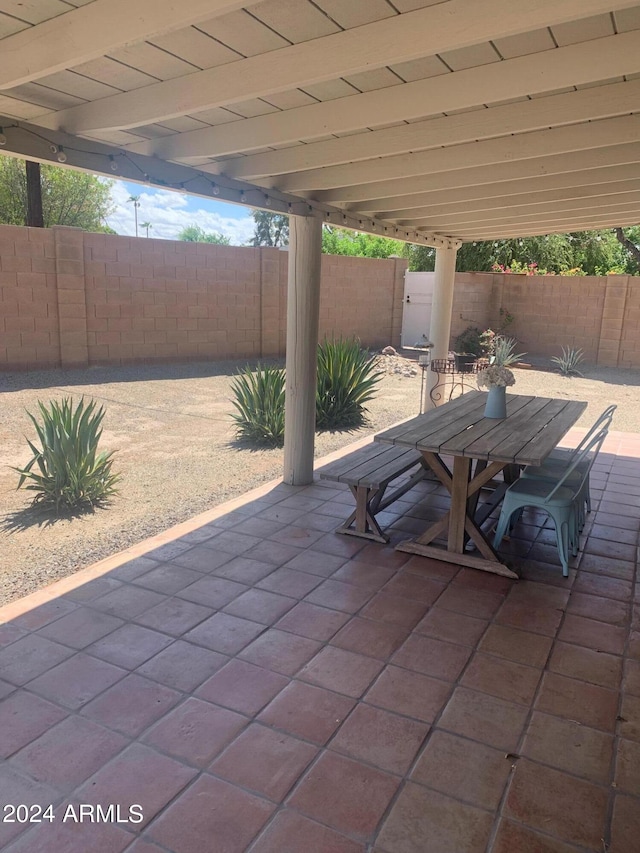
[[56, 145, 67, 163], [240, 192, 248, 203], [211, 182, 220, 196], [109, 154, 118, 172], [264, 194, 271, 206], [0, 128, 6, 146]]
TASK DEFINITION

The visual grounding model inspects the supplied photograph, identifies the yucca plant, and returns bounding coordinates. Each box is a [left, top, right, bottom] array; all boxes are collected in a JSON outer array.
[[15, 397, 120, 512], [316, 338, 383, 431], [492, 335, 527, 367], [230, 363, 286, 447], [551, 346, 585, 377]]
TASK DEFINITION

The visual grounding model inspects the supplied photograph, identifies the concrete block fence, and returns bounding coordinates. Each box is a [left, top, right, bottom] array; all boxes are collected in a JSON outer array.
[[0, 224, 638, 371]]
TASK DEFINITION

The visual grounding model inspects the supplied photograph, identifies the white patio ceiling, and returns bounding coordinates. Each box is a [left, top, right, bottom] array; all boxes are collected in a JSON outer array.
[[1, 0, 639, 247]]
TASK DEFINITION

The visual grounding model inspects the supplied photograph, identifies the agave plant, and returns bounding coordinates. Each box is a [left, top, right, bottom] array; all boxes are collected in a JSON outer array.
[[230, 363, 286, 447], [492, 335, 527, 367], [316, 338, 383, 431], [15, 397, 120, 512], [551, 346, 585, 377]]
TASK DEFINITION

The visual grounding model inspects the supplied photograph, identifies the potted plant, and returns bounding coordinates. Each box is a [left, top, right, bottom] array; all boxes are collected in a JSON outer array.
[[453, 326, 483, 373], [477, 364, 515, 418]]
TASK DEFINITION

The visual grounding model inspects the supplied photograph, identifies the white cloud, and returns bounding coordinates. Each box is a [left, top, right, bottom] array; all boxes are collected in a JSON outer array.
[[106, 181, 255, 245]]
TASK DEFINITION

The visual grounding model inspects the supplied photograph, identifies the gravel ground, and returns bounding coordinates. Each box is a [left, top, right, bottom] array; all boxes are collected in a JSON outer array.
[[1, 355, 639, 605]]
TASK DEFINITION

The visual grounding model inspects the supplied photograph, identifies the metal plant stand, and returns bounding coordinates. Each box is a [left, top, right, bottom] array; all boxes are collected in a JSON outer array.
[[428, 358, 487, 407]]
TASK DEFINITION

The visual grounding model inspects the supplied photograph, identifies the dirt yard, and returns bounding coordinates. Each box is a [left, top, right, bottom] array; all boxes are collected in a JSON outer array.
[[1, 355, 639, 605]]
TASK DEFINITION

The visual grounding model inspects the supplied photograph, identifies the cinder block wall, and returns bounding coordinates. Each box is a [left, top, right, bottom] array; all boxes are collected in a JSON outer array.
[[0, 225, 406, 370]]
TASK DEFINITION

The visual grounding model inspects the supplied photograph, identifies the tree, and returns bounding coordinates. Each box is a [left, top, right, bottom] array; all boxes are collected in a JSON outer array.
[[321, 226, 404, 258], [177, 224, 230, 244], [140, 221, 152, 238], [0, 156, 113, 231], [614, 227, 640, 274], [251, 211, 289, 247], [128, 195, 140, 237]]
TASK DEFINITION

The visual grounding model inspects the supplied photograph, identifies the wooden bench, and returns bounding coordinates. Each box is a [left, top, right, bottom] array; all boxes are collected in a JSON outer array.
[[317, 443, 428, 543]]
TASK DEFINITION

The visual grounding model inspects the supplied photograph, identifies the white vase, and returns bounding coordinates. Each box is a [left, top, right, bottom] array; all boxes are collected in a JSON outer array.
[[484, 385, 507, 418]]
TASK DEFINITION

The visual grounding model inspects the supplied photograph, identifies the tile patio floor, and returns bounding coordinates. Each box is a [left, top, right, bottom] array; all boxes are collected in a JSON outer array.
[[0, 429, 638, 853]]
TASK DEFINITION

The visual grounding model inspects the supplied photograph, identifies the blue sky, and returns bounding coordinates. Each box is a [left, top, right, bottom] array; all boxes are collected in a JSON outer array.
[[105, 179, 255, 245]]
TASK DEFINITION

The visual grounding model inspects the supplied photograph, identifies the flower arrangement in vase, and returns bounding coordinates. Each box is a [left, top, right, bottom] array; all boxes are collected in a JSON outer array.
[[477, 365, 515, 418]]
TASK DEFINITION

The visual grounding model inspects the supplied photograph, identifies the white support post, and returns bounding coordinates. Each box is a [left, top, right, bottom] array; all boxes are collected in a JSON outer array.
[[283, 214, 323, 485], [426, 245, 458, 407]]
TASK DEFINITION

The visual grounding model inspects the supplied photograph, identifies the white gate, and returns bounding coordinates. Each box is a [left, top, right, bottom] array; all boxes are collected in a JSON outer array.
[[401, 271, 435, 348]]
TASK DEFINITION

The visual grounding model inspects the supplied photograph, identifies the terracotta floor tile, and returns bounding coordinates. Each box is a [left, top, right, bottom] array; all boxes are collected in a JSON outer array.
[[275, 601, 350, 641], [0, 690, 67, 758], [146, 541, 194, 562], [0, 634, 74, 686], [351, 541, 412, 570], [330, 617, 409, 661], [136, 640, 227, 692], [64, 577, 123, 603], [504, 758, 608, 849], [593, 511, 639, 533], [28, 653, 125, 710], [298, 645, 383, 698], [223, 588, 296, 624], [392, 634, 472, 681], [505, 580, 570, 609], [610, 793, 640, 853], [450, 567, 514, 596], [131, 563, 204, 595], [110, 554, 162, 581], [288, 751, 399, 841], [267, 525, 325, 549], [579, 553, 635, 581], [211, 723, 317, 800], [382, 574, 446, 604], [415, 607, 488, 647], [548, 641, 623, 690], [309, 534, 368, 561], [331, 561, 396, 590], [438, 686, 529, 751], [589, 523, 638, 546], [231, 516, 285, 538], [411, 730, 512, 811], [258, 680, 354, 744], [365, 665, 452, 724], [359, 592, 429, 629], [212, 556, 278, 585], [535, 671, 619, 731], [143, 696, 247, 766], [0, 766, 59, 849], [248, 809, 364, 853], [434, 585, 504, 620], [89, 585, 166, 618], [558, 613, 627, 654], [171, 545, 237, 572], [10, 715, 127, 790], [184, 612, 265, 654], [256, 567, 323, 598], [624, 659, 640, 697], [496, 599, 564, 637], [479, 624, 552, 668], [376, 782, 493, 853], [196, 659, 288, 716], [615, 738, 640, 795], [148, 773, 274, 853], [330, 702, 429, 775], [133, 596, 212, 635], [0, 624, 27, 648], [81, 673, 181, 736], [461, 652, 541, 705], [177, 575, 247, 609], [6, 816, 133, 853], [283, 550, 348, 577], [87, 623, 172, 669], [238, 629, 321, 675], [305, 579, 375, 614], [585, 536, 637, 561], [522, 711, 614, 784], [618, 694, 640, 742], [246, 539, 305, 566], [573, 572, 633, 602], [566, 591, 630, 627], [258, 504, 309, 526], [491, 819, 588, 853], [202, 529, 263, 556], [37, 607, 124, 649]]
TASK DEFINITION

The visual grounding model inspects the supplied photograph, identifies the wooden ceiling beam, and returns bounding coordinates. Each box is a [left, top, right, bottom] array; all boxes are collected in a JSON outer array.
[[0, 0, 247, 90], [452, 214, 640, 241], [314, 142, 640, 204], [134, 29, 640, 161]]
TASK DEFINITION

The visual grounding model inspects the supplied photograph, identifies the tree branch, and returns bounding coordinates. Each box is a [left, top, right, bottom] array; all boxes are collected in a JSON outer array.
[[614, 227, 640, 265]]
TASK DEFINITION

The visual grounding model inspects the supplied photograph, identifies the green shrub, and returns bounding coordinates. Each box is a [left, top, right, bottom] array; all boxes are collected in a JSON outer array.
[[230, 364, 286, 447], [316, 338, 383, 431], [551, 346, 585, 377], [492, 336, 527, 367], [15, 397, 120, 512], [454, 326, 483, 356]]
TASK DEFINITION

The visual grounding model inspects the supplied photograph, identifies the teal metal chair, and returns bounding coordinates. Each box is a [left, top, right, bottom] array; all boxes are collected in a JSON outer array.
[[520, 404, 615, 522], [493, 427, 608, 576]]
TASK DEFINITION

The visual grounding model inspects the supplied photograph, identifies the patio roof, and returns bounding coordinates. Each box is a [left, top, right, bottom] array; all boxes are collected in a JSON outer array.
[[0, 427, 638, 851], [1, 0, 640, 246]]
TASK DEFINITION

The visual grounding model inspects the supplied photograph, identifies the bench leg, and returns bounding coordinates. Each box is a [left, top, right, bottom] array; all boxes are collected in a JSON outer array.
[[336, 485, 389, 543]]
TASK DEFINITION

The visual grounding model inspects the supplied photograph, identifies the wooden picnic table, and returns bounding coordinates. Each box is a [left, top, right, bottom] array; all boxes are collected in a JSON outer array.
[[374, 390, 587, 578]]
